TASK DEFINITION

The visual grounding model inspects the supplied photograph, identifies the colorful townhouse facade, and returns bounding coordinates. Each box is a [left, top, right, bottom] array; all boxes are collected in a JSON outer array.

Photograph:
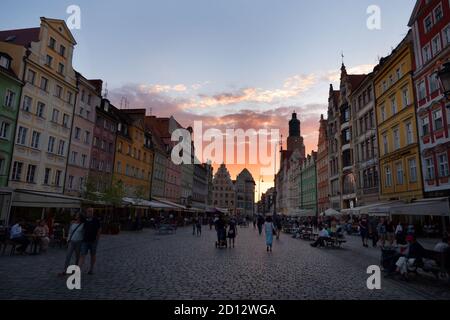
[[89, 98, 118, 193], [145, 116, 167, 200], [374, 32, 424, 202], [212, 163, 235, 213], [350, 73, 380, 206], [65, 74, 100, 197], [235, 168, 255, 217], [316, 114, 328, 214], [0, 18, 78, 195], [0, 52, 22, 188], [327, 86, 341, 210], [113, 109, 154, 199], [409, 0, 450, 198], [300, 152, 317, 214]]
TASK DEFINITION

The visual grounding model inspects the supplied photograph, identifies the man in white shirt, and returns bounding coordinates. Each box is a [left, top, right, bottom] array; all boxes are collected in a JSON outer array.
[[310, 226, 330, 248], [10, 220, 30, 254]]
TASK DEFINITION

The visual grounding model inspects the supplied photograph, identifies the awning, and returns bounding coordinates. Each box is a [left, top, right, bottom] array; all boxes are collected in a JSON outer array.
[[11, 189, 82, 208], [367, 198, 450, 217], [153, 197, 187, 210], [287, 209, 316, 217], [341, 202, 397, 216], [323, 208, 341, 217], [122, 197, 175, 209]]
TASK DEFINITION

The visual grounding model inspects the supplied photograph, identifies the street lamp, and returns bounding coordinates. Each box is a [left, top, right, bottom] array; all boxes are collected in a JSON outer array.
[[438, 62, 450, 100]]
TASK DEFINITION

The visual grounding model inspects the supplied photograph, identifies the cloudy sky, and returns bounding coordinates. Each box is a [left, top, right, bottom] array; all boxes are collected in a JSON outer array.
[[1, 0, 416, 194]]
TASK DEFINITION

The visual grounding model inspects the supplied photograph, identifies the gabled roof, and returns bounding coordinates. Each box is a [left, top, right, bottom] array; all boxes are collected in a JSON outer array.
[[0, 28, 40, 47], [347, 74, 367, 90]]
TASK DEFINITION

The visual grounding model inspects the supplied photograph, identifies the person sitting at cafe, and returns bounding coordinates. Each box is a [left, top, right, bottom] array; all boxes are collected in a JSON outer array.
[[33, 220, 50, 253], [10, 220, 30, 254], [395, 235, 425, 279], [434, 236, 450, 253], [310, 226, 330, 248]]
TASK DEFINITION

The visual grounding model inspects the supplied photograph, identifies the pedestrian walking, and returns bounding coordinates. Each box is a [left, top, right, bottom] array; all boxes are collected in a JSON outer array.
[[78, 208, 101, 275], [369, 218, 379, 247], [275, 215, 282, 240], [377, 218, 387, 247], [59, 213, 84, 276], [264, 216, 276, 252], [192, 218, 197, 236], [386, 219, 395, 245], [196, 217, 202, 236], [257, 215, 264, 235], [359, 217, 369, 247], [395, 222, 405, 245], [228, 217, 237, 248]]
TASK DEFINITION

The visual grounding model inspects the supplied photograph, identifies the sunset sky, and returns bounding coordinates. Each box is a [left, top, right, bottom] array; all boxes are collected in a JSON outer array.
[[1, 0, 416, 196]]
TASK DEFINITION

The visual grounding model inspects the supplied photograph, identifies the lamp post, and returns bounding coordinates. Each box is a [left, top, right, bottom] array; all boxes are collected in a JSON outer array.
[[436, 61, 450, 235]]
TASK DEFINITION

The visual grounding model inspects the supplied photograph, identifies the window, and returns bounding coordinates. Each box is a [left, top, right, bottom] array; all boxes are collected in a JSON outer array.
[[108, 143, 113, 153], [406, 122, 414, 144], [79, 177, 84, 191], [36, 102, 45, 118], [426, 157, 435, 180], [45, 55, 53, 68], [393, 128, 400, 150], [27, 69, 36, 85], [67, 91, 73, 104], [396, 163, 404, 185], [391, 96, 397, 114], [78, 154, 86, 167], [4, 89, 15, 108], [402, 86, 410, 107], [55, 85, 63, 98], [57, 140, 65, 156], [425, 15, 433, 33], [55, 170, 62, 187], [432, 35, 442, 55], [444, 25, 450, 46], [418, 81, 426, 100], [84, 131, 90, 144], [74, 127, 81, 139], [11, 161, 23, 181], [430, 72, 440, 93], [48, 136, 55, 153], [396, 68, 402, 80], [383, 133, 388, 155], [26, 165, 37, 183], [423, 44, 432, 63], [51, 109, 59, 123], [31, 131, 40, 149], [0, 157, 4, 175], [59, 45, 66, 57], [118, 142, 122, 153], [381, 105, 386, 121], [63, 114, 70, 128], [117, 161, 122, 174], [433, 109, 443, 130], [0, 121, 10, 139], [48, 37, 56, 50], [385, 166, 392, 187], [409, 159, 417, 183], [58, 63, 64, 75], [421, 116, 430, 136], [438, 154, 449, 177], [0, 55, 10, 69], [40, 77, 48, 92], [101, 140, 106, 150], [434, 5, 443, 23], [68, 176, 74, 189], [43, 168, 51, 185], [16, 126, 27, 145], [87, 94, 92, 106], [71, 151, 78, 164]]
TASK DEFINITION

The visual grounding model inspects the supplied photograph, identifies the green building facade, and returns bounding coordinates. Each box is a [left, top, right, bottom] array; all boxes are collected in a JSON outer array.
[[300, 152, 318, 214], [0, 53, 22, 187]]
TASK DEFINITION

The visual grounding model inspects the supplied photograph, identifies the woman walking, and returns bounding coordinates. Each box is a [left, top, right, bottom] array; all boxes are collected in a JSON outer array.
[[59, 213, 84, 276], [264, 216, 276, 252], [228, 217, 237, 248]]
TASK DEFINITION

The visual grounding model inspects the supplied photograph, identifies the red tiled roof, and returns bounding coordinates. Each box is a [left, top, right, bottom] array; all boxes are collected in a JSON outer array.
[[348, 74, 367, 90], [0, 28, 40, 47]]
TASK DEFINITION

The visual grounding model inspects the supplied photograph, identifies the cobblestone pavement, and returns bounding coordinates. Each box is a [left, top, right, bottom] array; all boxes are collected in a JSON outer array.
[[0, 226, 449, 300]]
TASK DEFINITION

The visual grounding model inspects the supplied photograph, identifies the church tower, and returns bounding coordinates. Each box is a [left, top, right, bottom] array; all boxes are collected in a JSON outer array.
[[287, 112, 305, 159]]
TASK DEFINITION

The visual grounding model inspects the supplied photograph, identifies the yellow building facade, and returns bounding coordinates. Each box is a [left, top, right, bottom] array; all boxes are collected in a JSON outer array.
[[113, 109, 154, 199], [374, 33, 423, 202]]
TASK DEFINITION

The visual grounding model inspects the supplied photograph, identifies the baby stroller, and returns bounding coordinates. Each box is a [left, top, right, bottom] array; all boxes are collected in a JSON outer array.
[[215, 228, 227, 248], [380, 247, 399, 274]]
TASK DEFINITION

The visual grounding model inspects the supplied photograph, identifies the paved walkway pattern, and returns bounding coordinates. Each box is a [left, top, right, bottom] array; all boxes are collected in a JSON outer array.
[[0, 226, 449, 300]]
